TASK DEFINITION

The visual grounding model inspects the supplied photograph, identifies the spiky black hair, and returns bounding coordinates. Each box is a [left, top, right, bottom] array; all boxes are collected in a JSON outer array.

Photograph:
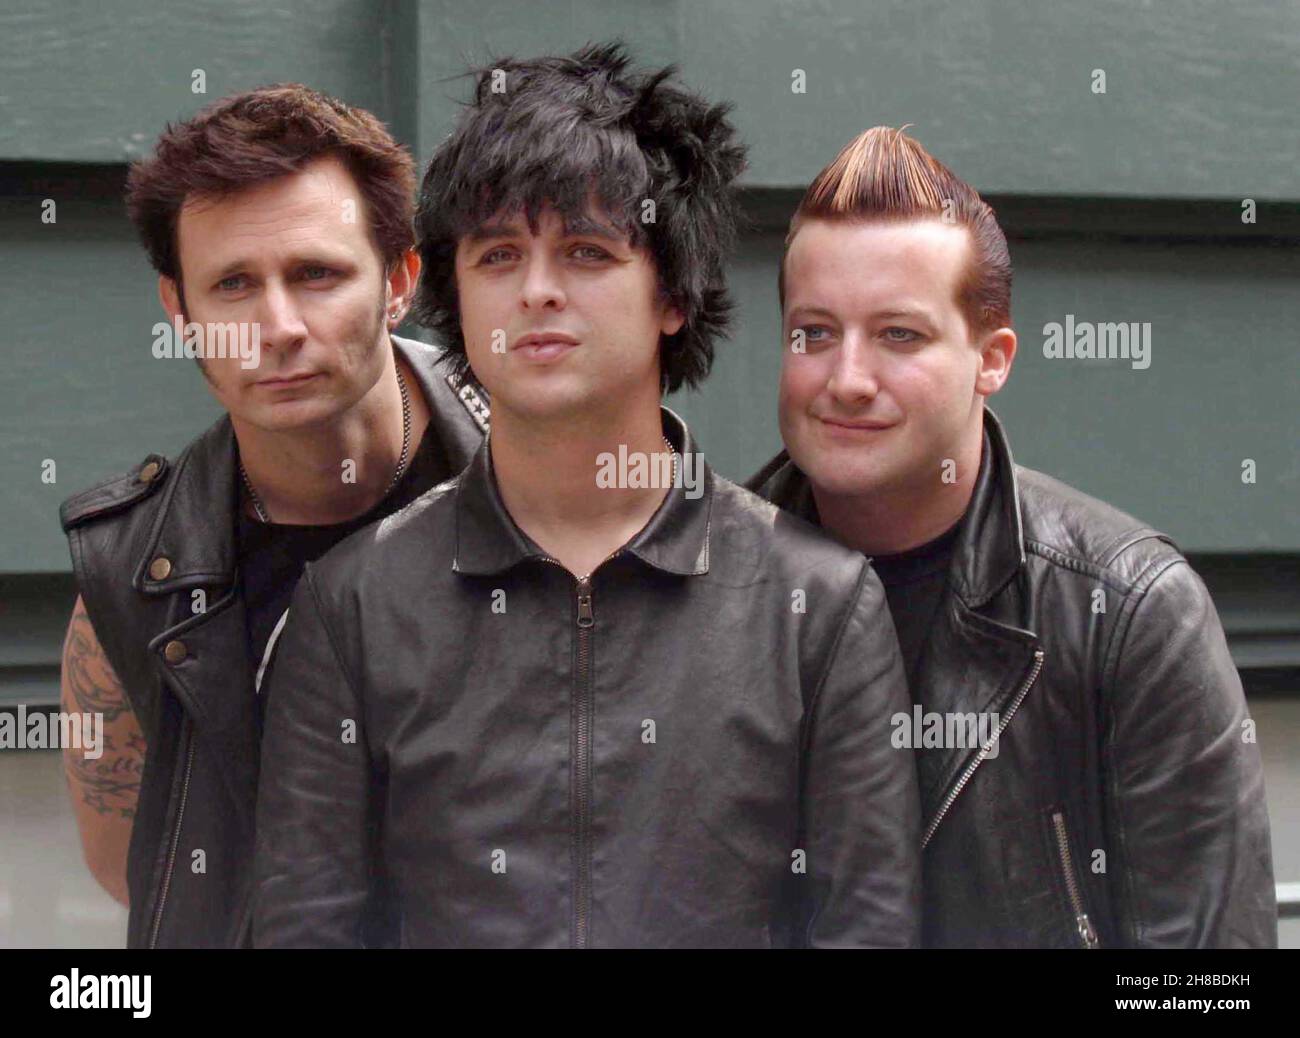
[[412, 41, 748, 394]]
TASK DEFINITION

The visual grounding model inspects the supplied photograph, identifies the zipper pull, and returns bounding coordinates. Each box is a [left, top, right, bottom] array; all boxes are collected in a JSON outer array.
[[1077, 912, 1100, 949], [576, 577, 594, 627]]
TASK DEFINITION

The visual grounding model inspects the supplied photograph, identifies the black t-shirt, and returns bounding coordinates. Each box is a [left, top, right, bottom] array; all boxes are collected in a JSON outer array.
[[869, 518, 963, 701], [238, 415, 458, 716]]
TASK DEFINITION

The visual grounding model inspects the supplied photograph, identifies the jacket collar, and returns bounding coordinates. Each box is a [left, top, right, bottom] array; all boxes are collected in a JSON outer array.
[[949, 408, 1025, 608], [133, 413, 239, 595], [749, 408, 1025, 609], [749, 413, 1037, 840], [453, 405, 712, 577], [133, 335, 473, 595]]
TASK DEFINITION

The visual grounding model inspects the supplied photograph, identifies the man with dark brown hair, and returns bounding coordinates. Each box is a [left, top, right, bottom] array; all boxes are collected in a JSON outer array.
[[748, 126, 1276, 947], [57, 83, 488, 947]]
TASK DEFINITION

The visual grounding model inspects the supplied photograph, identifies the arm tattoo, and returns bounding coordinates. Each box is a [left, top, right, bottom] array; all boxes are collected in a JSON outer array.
[[61, 602, 146, 818], [62, 608, 130, 722]]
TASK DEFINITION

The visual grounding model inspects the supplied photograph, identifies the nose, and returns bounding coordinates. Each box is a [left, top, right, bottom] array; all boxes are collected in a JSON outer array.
[[825, 331, 880, 405], [255, 278, 308, 353], [520, 250, 566, 313]]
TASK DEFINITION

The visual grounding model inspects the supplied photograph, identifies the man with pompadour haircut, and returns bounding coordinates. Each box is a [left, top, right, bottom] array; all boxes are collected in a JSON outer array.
[[748, 126, 1275, 948], [57, 83, 488, 948], [253, 43, 921, 948]]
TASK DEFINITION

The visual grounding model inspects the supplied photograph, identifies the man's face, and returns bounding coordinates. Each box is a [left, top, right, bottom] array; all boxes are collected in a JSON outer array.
[[166, 154, 391, 431], [779, 217, 1008, 501], [453, 202, 683, 422]]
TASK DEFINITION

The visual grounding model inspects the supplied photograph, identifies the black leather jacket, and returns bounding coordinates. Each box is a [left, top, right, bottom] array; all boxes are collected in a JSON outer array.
[[57, 337, 489, 947], [747, 409, 1276, 948], [252, 407, 922, 948]]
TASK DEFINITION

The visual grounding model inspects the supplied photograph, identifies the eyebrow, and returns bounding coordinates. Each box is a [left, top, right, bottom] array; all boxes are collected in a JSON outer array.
[[464, 214, 627, 245], [561, 213, 626, 242], [207, 253, 351, 281], [786, 306, 838, 321], [874, 308, 934, 322], [787, 305, 937, 324]]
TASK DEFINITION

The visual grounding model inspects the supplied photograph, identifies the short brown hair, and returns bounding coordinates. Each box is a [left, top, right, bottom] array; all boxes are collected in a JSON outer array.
[[126, 83, 415, 288], [780, 126, 1011, 334]]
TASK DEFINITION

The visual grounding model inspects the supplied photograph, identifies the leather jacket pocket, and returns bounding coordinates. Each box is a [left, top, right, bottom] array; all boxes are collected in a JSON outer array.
[[1049, 809, 1100, 948]]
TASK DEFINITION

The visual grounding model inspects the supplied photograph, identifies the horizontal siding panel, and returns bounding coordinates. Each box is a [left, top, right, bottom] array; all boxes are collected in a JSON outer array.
[[0, 0, 388, 162]]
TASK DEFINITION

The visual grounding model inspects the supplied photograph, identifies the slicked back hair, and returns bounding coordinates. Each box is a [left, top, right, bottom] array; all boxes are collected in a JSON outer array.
[[780, 126, 1011, 336], [413, 41, 748, 394]]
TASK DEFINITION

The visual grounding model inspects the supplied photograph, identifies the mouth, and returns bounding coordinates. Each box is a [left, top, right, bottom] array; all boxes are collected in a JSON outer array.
[[511, 332, 579, 361], [256, 372, 320, 388], [819, 415, 897, 434]]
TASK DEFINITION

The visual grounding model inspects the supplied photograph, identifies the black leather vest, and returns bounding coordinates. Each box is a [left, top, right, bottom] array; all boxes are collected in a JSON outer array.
[[58, 336, 489, 947]]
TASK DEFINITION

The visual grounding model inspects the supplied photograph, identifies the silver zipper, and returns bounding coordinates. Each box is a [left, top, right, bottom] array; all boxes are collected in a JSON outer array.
[[1051, 810, 1100, 949], [537, 550, 621, 949], [148, 721, 195, 948], [921, 649, 1044, 849], [572, 574, 594, 948]]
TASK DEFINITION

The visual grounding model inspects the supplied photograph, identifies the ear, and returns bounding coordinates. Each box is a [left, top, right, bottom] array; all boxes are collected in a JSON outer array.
[[158, 275, 184, 321], [974, 326, 1017, 397], [660, 301, 685, 338], [385, 248, 422, 326]]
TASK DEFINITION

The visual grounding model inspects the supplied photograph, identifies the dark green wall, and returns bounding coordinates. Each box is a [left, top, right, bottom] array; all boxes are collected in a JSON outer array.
[[11, 1, 1293, 195], [2, 0, 1297, 691]]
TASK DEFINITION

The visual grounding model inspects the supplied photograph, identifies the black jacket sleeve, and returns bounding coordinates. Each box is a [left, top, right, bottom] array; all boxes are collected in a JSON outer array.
[[1104, 557, 1276, 947], [252, 565, 378, 948], [796, 562, 922, 947]]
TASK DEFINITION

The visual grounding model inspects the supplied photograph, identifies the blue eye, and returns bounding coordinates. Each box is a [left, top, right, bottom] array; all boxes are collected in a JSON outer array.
[[302, 266, 333, 280], [217, 275, 245, 291], [884, 327, 920, 342], [571, 244, 611, 261]]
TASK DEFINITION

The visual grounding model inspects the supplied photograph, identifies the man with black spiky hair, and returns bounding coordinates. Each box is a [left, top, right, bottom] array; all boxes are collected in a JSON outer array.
[[253, 43, 921, 948]]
